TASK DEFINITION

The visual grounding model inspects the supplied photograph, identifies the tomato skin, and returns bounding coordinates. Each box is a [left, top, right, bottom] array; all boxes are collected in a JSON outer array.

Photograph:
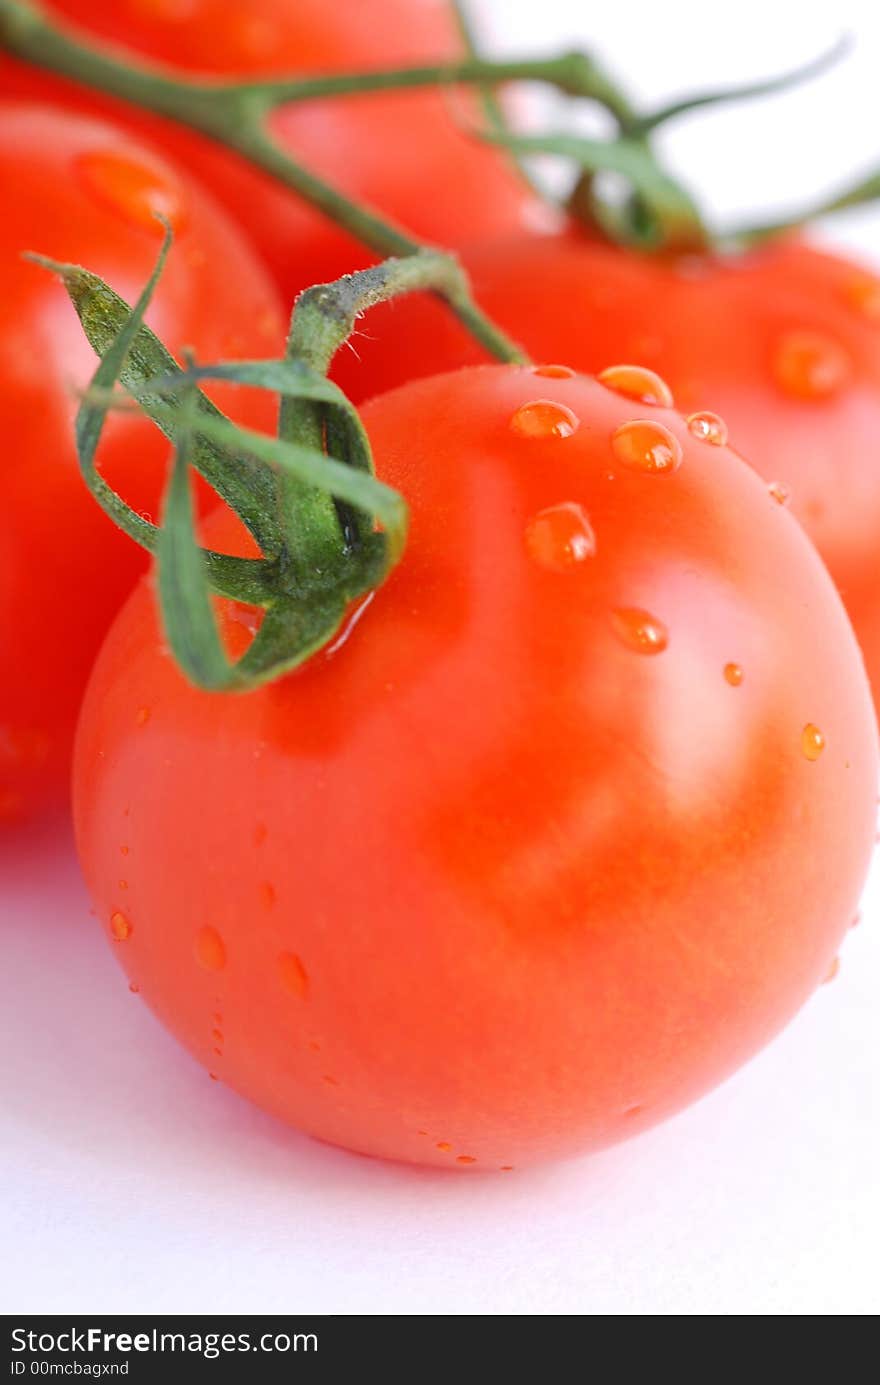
[[1, 0, 533, 302], [331, 231, 880, 713], [74, 365, 877, 1169], [0, 101, 284, 823]]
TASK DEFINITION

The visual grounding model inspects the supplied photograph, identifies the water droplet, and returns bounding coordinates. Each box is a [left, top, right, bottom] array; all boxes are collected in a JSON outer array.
[[500, 1165, 515, 1172], [436, 1141, 452, 1153], [525, 502, 596, 572], [724, 662, 744, 687], [322, 1074, 340, 1086], [110, 910, 132, 942], [278, 952, 309, 999], [598, 364, 674, 407], [253, 822, 268, 847], [772, 330, 850, 400], [687, 410, 729, 445], [194, 925, 226, 971], [128, 982, 140, 994], [611, 420, 682, 475], [308, 1040, 321, 1053], [509, 399, 579, 440], [801, 723, 825, 761], [611, 608, 669, 655], [456, 1155, 477, 1165], [209, 1072, 220, 1081], [844, 273, 880, 319], [135, 707, 151, 727], [211, 1028, 223, 1043], [119, 879, 129, 891], [120, 845, 130, 857], [768, 481, 791, 507], [823, 956, 840, 984], [259, 881, 277, 911], [531, 363, 575, 379], [76, 149, 186, 233]]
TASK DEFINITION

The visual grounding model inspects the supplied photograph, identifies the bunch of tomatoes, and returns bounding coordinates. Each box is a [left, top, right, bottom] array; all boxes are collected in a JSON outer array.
[[1, 0, 877, 1171]]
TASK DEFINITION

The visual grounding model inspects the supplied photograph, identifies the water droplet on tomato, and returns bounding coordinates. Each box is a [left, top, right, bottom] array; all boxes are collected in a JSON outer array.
[[278, 952, 309, 999], [128, 982, 140, 994], [724, 662, 744, 687], [136, 707, 151, 727], [768, 481, 791, 507], [209, 1072, 220, 1081], [823, 956, 840, 984], [598, 364, 674, 407], [120, 845, 130, 857], [772, 330, 850, 400], [259, 881, 277, 911], [76, 149, 186, 233], [500, 1165, 514, 1172], [687, 410, 728, 445], [531, 363, 575, 379], [110, 910, 132, 942], [456, 1155, 477, 1165], [436, 1141, 452, 1153], [611, 608, 669, 655], [253, 822, 268, 847], [510, 399, 579, 440], [525, 502, 596, 571], [194, 925, 226, 971], [211, 1027, 223, 1043], [322, 1074, 340, 1086], [801, 723, 825, 761], [611, 420, 682, 475]]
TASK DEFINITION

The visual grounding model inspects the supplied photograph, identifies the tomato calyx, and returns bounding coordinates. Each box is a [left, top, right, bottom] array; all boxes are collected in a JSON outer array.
[[34, 229, 516, 691]]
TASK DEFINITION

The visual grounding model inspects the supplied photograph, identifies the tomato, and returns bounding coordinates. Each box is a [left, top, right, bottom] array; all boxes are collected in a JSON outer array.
[[73, 364, 877, 1169], [0, 100, 284, 824], [332, 230, 880, 715], [1, 0, 534, 303]]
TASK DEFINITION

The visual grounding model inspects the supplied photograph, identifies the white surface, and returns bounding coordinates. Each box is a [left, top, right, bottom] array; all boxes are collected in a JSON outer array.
[[1, 820, 878, 1316], [3, 0, 880, 1318]]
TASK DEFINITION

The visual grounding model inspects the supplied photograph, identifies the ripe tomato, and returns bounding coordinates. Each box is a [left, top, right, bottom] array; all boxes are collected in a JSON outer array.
[[2, 0, 534, 302], [334, 230, 880, 714], [74, 364, 877, 1169], [0, 100, 284, 824]]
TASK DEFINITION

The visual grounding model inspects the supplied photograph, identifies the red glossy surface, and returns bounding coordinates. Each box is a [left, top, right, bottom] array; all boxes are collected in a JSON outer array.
[[0, 101, 284, 822], [74, 365, 877, 1168]]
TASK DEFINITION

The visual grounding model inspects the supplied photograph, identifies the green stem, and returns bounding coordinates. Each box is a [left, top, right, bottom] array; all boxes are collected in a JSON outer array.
[[0, 0, 692, 256]]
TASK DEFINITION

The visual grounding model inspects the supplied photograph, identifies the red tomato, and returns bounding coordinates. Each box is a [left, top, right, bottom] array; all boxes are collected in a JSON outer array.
[[333, 230, 880, 713], [1, 0, 534, 303], [0, 100, 284, 824], [74, 364, 876, 1169]]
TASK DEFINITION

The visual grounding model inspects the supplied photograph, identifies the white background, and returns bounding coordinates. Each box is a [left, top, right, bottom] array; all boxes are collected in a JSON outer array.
[[2, 0, 880, 1317]]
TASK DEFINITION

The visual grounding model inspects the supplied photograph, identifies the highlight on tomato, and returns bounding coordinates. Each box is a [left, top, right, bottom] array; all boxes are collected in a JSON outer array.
[[73, 358, 877, 1170], [0, 100, 284, 824], [0, 0, 535, 301]]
